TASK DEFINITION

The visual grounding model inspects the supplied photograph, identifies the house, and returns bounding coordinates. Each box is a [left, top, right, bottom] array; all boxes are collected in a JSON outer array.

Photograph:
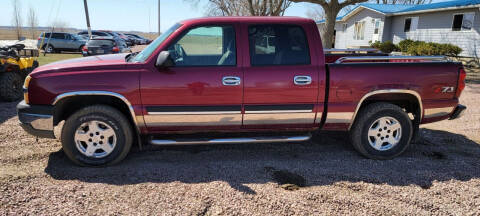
[[317, 0, 480, 57]]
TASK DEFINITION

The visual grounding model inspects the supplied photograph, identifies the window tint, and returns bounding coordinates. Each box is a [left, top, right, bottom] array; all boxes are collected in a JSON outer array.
[[88, 40, 115, 46], [52, 33, 65, 39], [167, 26, 236, 66], [248, 25, 310, 66]]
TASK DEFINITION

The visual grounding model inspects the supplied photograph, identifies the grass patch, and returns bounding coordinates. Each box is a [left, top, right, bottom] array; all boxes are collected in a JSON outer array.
[[36, 53, 82, 66]]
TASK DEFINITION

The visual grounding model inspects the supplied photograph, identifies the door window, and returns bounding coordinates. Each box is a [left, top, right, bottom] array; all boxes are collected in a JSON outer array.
[[248, 25, 310, 66], [167, 26, 236, 66]]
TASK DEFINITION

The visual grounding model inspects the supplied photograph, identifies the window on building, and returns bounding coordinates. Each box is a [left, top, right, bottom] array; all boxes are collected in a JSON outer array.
[[452, 13, 475, 31], [248, 25, 310, 66], [374, 19, 380, 34], [404, 17, 419, 32], [342, 23, 348, 32], [353, 21, 365, 40]]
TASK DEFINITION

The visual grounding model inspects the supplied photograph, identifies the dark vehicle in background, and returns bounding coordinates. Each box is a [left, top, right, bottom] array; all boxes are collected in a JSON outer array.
[[78, 30, 111, 38], [117, 33, 135, 46], [37, 32, 86, 53], [82, 37, 130, 56], [126, 35, 142, 45], [78, 31, 131, 47], [125, 33, 151, 44]]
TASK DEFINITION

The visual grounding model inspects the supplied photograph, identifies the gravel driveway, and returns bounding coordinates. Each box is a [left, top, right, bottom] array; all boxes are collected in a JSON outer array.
[[1, 84, 479, 215]]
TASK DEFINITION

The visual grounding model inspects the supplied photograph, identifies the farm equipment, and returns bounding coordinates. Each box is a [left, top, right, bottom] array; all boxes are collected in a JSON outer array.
[[0, 44, 39, 101]]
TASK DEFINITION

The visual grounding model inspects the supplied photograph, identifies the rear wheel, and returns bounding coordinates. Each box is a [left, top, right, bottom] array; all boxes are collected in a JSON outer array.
[[44, 45, 54, 53], [61, 105, 133, 166], [0, 72, 23, 101], [350, 103, 413, 160]]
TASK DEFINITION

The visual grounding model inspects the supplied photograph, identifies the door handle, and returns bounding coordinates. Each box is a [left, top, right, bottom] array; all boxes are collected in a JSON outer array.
[[222, 76, 241, 86], [294, 76, 312, 85]]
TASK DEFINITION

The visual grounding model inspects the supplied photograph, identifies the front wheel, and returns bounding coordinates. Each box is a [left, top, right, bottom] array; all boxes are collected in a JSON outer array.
[[0, 72, 23, 101], [61, 105, 133, 166], [350, 103, 413, 160]]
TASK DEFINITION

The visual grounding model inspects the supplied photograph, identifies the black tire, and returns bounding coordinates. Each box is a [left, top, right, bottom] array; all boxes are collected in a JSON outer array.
[[0, 72, 24, 101], [61, 105, 133, 166], [350, 102, 413, 160]]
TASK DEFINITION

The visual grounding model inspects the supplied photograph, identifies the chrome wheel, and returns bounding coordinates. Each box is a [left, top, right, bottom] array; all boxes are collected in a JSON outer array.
[[367, 116, 402, 151], [74, 120, 117, 158]]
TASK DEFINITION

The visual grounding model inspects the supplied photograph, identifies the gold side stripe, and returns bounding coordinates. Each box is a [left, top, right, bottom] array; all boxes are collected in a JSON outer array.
[[424, 107, 455, 118], [147, 111, 241, 115], [245, 110, 313, 114], [325, 112, 354, 124]]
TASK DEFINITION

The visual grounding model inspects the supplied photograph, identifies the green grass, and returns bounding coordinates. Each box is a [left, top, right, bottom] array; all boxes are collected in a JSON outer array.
[[36, 53, 82, 66]]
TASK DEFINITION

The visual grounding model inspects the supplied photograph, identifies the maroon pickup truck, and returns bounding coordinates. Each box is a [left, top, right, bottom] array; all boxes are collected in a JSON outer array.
[[17, 17, 466, 166]]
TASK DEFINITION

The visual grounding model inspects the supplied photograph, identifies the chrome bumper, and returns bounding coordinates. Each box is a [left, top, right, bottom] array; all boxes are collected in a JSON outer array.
[[17, 100, 55, 138]]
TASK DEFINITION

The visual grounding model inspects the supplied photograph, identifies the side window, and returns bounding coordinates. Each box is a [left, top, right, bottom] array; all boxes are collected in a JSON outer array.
[[167, 25, 236, 66], [52, 33, 65, 39], [248, 25, 310, 66]]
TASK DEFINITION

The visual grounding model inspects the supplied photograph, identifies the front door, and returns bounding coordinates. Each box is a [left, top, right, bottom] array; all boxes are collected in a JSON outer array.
[[140, 24, 242, 132], [242, 24, 320, 128]]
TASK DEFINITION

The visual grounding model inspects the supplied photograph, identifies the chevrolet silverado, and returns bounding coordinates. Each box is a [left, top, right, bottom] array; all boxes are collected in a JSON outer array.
[[18, 17, 466, 166]]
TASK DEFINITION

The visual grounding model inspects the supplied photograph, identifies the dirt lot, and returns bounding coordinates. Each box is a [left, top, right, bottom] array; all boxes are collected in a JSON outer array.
[[1, 85, 480, 214]]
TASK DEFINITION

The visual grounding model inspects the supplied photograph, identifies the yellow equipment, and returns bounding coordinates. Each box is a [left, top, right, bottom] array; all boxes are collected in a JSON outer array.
[[0, 44, 39, 101]]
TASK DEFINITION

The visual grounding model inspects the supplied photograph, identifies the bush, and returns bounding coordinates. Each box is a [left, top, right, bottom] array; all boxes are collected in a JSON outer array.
[[370, 41, 399, 53], [398, 39, 415, 53], [400, 40, 462, 56]]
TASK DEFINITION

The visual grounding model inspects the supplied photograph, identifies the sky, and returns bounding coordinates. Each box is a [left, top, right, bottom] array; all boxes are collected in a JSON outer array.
[[0, 0, 450, 33]]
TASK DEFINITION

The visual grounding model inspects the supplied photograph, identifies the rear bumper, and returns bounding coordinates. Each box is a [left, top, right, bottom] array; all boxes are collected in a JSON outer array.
[[449, 104, 466, 120], [17, 100, 55, 139]]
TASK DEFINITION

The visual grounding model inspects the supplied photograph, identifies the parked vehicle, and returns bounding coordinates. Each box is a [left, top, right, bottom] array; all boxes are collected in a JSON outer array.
[[117, 33, 135, 46], [0, 44, 38, 101], [125, 33, 150, 45], [82, 37, 130, 57], [37, 32, 87, 53], [78, 30, 111, 38], [18, 17, 467, 166], [126, 35, 142, 45]]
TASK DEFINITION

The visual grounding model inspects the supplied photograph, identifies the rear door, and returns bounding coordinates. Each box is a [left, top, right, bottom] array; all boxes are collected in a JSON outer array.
[[242, 24, 323, 128], [140, 24, 243, 132]]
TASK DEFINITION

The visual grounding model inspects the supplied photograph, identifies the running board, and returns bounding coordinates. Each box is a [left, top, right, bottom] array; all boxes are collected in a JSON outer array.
[[150, 135, 311, 145]]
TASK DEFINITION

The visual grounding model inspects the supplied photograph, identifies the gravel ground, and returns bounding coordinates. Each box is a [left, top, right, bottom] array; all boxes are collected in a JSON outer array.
[[1, 84, 479, 215]]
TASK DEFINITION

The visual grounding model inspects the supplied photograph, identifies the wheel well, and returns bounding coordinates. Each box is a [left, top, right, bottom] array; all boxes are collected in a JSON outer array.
[[356, 93, 421, 121], [53, 95, 136, 129]]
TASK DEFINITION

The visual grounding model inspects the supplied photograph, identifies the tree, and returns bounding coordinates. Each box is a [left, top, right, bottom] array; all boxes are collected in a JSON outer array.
[[27, 6, 38, 39], [11, 0, 23, 40], [290, 0, 368, 48], [189, 0, 291, 16], [52, 21, 70, 32]]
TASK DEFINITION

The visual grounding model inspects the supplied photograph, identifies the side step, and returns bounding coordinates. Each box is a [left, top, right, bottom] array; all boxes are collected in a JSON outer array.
[[150, 135, 311, 145]]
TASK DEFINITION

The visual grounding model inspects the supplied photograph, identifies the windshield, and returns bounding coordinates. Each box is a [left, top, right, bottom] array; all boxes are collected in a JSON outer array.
[[131, 23, 182, 62]]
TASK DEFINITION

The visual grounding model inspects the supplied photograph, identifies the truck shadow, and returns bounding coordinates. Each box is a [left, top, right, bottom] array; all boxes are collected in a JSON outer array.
[[44, 128, 480, 194], [0, 101, 19, 124]]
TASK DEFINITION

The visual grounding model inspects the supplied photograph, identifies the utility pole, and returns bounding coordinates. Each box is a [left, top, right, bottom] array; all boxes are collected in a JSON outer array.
[[83, 0, 92, 39], [158, 0, 161, 35]]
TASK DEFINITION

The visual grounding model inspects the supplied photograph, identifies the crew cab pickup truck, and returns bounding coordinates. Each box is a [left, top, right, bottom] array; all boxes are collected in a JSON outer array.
[[17, 17, 467, 166]]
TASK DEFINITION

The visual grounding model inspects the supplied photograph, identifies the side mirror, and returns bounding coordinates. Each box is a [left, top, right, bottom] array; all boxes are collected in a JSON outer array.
[[155, 51, 174, 68]]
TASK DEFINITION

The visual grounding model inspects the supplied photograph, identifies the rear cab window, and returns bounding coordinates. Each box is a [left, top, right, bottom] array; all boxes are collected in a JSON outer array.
[[248, 25, 310, 66], [87, 40, 115, 46]]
